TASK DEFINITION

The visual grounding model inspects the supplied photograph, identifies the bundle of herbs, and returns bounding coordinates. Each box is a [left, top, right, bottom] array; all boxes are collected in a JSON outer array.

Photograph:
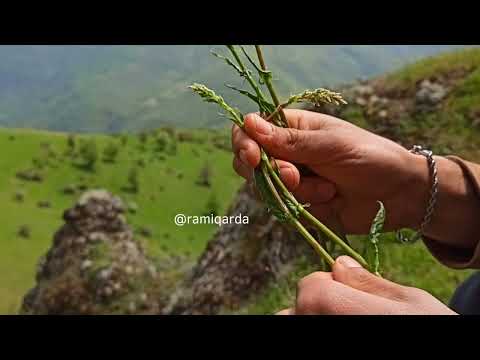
[[190, 45, 385, 275]]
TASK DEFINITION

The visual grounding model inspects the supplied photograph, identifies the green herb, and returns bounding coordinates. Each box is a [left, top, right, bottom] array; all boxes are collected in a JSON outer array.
[[190, 45, 384, 273], [367, 201, 386, 276]]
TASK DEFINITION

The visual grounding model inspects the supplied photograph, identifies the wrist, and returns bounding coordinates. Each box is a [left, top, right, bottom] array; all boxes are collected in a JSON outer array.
[[404, 154, 479, 248], [401, 151, 432, 230]]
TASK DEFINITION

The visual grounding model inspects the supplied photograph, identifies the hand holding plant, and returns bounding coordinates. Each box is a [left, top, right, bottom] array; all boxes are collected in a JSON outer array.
[[190, 45, 392, 272]]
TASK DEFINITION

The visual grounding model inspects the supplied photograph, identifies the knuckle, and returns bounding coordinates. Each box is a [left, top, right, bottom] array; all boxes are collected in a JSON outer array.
[[285, 128, 301, 149], [347, 268, 376, 288]]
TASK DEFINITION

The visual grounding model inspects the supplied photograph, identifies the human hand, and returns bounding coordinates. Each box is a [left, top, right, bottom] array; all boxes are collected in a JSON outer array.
[[276, 256, 456, 315], [232, 109, 431, 235]]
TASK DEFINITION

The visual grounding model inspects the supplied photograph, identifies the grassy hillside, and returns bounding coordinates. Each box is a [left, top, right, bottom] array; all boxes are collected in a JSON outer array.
[[0, 45, 468, 132], [0, 127, 243, 313]]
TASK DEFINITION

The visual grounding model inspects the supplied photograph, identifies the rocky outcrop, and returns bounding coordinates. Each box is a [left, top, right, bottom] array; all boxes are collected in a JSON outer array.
[[415, 79, 448, 109], [163, 184, 315, 315], [20, 190, 166, 315]]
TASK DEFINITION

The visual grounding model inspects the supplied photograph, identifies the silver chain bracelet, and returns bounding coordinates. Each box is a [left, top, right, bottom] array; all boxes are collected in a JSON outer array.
[[396, 145, 439, 243]]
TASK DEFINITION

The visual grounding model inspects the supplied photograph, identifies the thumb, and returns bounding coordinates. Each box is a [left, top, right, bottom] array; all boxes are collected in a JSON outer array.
[[243, 113, 318, 164], [332, 256, 410, 302]]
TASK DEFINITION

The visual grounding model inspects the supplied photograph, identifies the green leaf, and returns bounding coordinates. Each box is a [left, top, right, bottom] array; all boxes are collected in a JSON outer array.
[[240, 46, 272, 80], [253, 167, 288, 222], [367, 201, 386, 275], [225, 84, 274, 113], [210, 50, 243, 76]]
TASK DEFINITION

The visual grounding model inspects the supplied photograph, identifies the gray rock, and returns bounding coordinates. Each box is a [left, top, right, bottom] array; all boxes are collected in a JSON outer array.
[[19, 190, 162, 315], [415, 79, 448, 106]]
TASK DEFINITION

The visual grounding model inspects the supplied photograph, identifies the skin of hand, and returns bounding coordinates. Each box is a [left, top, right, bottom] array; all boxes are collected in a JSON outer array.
[[276, 256, 457, 315], [232, 109, 480, 250]]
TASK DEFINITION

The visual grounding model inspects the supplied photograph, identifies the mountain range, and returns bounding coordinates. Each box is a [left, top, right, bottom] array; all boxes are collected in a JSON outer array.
[[0, 45, 469, 132]]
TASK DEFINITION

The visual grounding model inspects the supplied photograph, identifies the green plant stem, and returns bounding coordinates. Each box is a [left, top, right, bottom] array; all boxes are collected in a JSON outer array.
[[291, 218, 335, 266], [262, 152, 368, 268], [255, 45, 288, 127], [226, 45, 270, 113], [259, 159, 334, 267], [299, 208, 368, 268]]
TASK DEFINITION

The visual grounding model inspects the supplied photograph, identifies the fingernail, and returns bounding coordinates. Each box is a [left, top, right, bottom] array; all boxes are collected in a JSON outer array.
[[239, 150, 248, 165], [337, 256, 362, 268], [254, 117, 273, 136]]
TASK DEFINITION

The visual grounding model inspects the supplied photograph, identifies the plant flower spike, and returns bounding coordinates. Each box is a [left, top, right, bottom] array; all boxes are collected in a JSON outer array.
[[190, 45, 386, 274]]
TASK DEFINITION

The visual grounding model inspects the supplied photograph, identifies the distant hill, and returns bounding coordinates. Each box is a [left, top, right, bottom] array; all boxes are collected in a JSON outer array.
[[0, 45, 469, 133]]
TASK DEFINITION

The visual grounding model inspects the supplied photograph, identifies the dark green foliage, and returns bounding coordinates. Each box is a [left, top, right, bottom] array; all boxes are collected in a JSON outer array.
[[120, 134, 128, 146], [102, 142, 119, 163], [37, 200, 51, 209], [66, 134, 76, 156], [155, 133, 169, 153], [196, 162, 212, 187], [137, 158, 146, 168], [14, 190, 25, 203], [138, 132, 148, 150], [62, 184, 77, 195], [78, 139, 98, 171], [16, 169, 43, 182], [167, 139, 177, 156], [177, 131, 194, 142], [204, 192, 220, 217], [127, 167, 139, 193], [17, 225, 31, 239], [137, 226, 152, 238]]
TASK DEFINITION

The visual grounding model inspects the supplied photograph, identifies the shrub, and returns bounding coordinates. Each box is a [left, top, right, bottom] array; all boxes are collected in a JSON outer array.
[[16, 169, 43, 182], [137, 226, 152, 238], [120, 134, 128, 146], [127, 167, 139, 193], [155, 133, 169, 153], [160, 127, 176, 139], [127, 201, 139, 214], [196, 162, 212, 187], [14, 190, 25, 202], [79, 139, 98, 171], [63, 184, 77, 195], [138, 132, 148, 150], [102, 142, 119, 163], [177, 131, 194, 142], [37, 200, 51, 209], [66, 134, 76, 156], [204, 192, 220, 217], [167, 139, 177, 156], [17, 225, 31, 239]]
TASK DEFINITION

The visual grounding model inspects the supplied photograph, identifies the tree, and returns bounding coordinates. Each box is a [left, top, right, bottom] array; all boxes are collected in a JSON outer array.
[[138, 132, 148, 150], [66, 134, 76, 156], [127, 167, 139, 193], [196, 162, 212, 187], [120, 135, 128, 146], [204, 192, 220, 217], [103, 142, 119, 163], [79, 139, 98, 171], [167, 138, 177, 156], [155, 133, 169, 153]]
